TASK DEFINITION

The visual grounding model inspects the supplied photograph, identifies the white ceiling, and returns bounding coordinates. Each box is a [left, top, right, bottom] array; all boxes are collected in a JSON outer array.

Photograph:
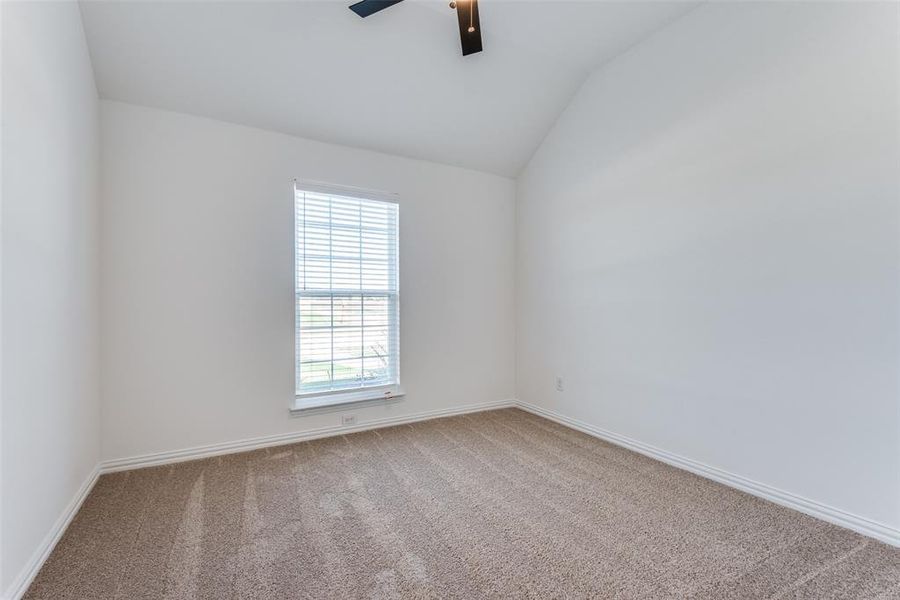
[[79, 0, 698, 176]]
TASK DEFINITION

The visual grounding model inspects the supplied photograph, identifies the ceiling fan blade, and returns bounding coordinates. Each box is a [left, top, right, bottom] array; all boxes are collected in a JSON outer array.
[[455, 0, 483, 56], [349, 0, 404, 18]]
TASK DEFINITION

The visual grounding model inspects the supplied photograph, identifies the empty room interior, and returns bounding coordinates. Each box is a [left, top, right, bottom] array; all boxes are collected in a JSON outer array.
[[2, 0, 900, 598]]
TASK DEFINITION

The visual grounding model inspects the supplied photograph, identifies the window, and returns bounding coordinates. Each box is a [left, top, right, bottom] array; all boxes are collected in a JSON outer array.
[[294, 181, 400, 408]]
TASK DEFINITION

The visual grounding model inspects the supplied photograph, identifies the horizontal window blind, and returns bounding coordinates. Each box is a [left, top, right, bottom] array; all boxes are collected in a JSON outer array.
[[295, 183, 399, 396]]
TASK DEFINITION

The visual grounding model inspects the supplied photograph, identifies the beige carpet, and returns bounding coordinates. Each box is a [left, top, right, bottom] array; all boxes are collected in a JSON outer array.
[[25, 408, 900, 599]]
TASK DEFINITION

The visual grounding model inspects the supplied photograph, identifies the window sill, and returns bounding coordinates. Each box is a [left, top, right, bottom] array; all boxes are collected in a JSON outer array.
[[291, 388, 405, 414]]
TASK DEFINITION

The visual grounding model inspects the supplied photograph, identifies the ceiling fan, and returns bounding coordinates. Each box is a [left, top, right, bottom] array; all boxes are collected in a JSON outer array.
[[349, 0, 483, 56]]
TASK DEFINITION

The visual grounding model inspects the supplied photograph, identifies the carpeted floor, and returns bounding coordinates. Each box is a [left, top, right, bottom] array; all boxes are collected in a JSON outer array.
[[25, 408, 900, 599]]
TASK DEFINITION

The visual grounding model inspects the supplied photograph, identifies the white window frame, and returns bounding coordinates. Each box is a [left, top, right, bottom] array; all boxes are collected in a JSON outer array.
[[292, 180, 402, 412]]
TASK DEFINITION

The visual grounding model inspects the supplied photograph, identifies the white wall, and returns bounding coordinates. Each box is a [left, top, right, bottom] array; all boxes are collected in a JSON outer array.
[[517, 1, 900, 531], [1, 1, 100, 595], [100, 101, 515, 461]]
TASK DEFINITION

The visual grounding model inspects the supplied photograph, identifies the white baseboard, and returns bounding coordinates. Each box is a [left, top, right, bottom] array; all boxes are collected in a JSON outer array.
[[3, 466, 100, 600], [100, 399, 516, 473], [514, 400, 900, 548]]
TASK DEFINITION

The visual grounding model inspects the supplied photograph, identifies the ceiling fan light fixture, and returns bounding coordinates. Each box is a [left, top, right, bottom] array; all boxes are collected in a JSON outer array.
[[349, 0, 482, 56]]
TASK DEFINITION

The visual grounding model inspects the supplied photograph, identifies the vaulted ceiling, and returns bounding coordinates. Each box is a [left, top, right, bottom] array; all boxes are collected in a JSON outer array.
[[79, 0, 698, 176]]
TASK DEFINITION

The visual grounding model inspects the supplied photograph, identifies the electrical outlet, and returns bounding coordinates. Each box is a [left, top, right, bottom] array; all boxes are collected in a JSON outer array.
[[341, 414, 357, 426], [555, 376, 564, 392]]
